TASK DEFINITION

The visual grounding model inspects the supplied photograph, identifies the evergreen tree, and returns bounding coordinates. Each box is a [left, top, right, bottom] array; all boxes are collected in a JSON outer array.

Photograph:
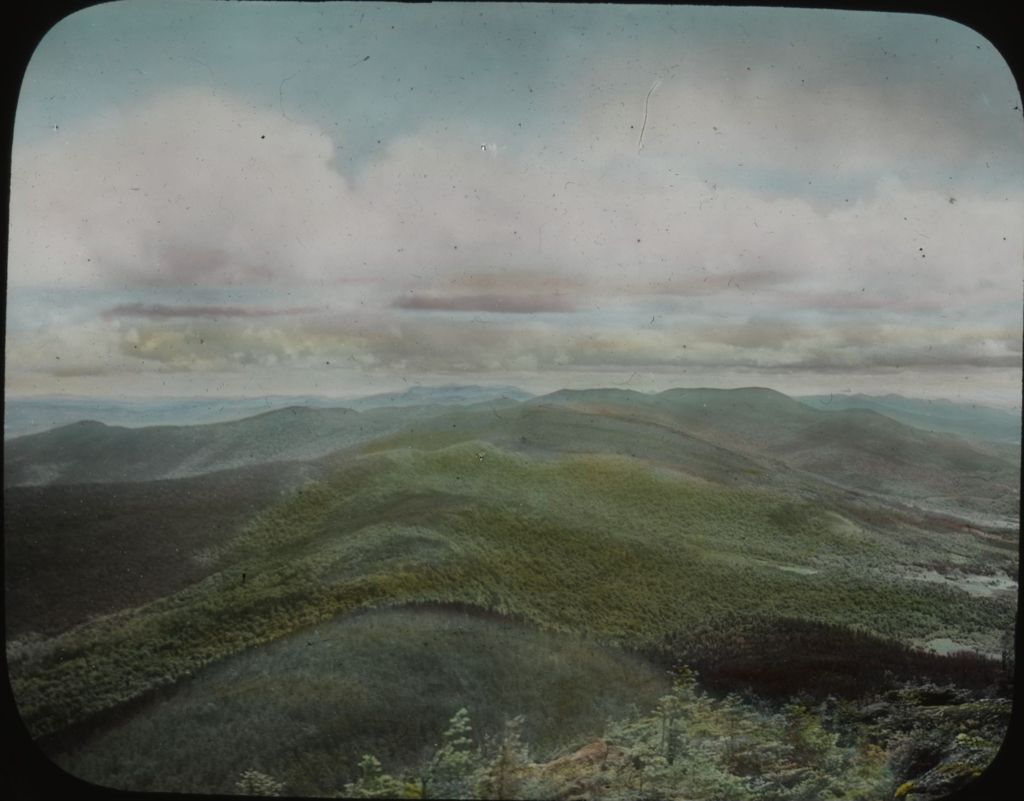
[[426, 708, 483, 799], [477, 716, 530, 800], [343, 754, 408, 799], [235, 769, 285, 797], [657, 665, 698, 763]]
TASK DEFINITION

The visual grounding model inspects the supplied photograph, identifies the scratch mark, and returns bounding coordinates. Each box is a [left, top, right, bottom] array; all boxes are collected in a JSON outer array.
[[279, 72, 300, 120], [637, 80, 661, 153], [190, 57, 215, 85], [350, 55, 371, 67]]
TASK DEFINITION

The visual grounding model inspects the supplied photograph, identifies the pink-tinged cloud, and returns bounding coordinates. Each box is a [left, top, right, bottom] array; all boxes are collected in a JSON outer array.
[[639, 270, 796, 297], [393, 293, 576, 314]]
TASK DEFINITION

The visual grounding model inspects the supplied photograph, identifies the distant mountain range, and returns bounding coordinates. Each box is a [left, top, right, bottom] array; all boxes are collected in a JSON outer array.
[[7, 387, 1017, 444], [343, 384, 532, 409], [6, 386, 1018, 524], [797, 393, 1021, 444], [2, 384, 534, 439]]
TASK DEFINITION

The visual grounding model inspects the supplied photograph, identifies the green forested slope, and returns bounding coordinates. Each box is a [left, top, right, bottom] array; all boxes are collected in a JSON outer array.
[[9, 442, 1014, 744]]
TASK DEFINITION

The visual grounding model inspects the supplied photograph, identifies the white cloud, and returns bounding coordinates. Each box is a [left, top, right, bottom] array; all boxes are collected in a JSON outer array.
[[10, 87, 398, 289], [11, 85, 1022, 308], [7, 81, 1022, 402]]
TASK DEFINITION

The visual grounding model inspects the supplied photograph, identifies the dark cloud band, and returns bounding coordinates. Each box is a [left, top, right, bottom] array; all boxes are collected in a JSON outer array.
[[393, 293, 576, 314]]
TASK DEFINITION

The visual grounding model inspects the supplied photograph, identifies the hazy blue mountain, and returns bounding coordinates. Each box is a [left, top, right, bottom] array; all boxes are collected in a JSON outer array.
[[3, 385, 533, 439], [798, 393, 1022, 444], [3, 395, 339, 439], [4, 385, 536, 436], [3, 404, 450, 485], [341, 384, 533, 410]]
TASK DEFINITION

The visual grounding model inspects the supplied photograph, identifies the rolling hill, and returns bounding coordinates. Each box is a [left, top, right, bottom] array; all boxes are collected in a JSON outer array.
[[362, 387, 1019, 520], [4, 385, 1017, 798], [3, 404, 451, 485], [3, 385, 534, 439], [798, 393, 1022, 445], [9, 387, 1016, 521]]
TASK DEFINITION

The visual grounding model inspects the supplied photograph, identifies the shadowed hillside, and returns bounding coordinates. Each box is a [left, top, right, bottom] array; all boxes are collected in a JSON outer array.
[[4, 459, 333, 637], [55, 605, 669, 796]]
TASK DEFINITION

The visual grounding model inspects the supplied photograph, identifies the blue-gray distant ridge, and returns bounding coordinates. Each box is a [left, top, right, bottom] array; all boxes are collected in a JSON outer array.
[[797, 393, 1021, 444]]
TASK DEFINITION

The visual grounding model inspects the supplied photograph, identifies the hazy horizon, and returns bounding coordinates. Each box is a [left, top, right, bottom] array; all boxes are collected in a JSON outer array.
[[5, 379, 1022, 413], [7, 3, 1023, 408]]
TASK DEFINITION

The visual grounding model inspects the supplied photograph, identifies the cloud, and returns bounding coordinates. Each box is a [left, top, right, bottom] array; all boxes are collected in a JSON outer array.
[[11, 85, 1022, 319], [9, 87, 399, 289], [440, 269, 589, 295], [638, 270, 796, 297], [36, 311, 1002, 379], [393, 293, 576, 314], [5, 282, 1019, 412], [777, 291, 949, 313], [697, 319, 814, 349], [103, 303, 322, 320], [7, 45, 1021, 404], [566, 13, 1023, 194]]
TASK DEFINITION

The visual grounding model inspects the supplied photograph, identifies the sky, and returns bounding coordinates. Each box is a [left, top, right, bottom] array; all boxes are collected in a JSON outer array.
[[7, 2, 1023, 407]]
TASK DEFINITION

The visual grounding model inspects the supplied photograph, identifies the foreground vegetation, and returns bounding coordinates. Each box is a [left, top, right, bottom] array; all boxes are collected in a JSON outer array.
[[323, 669, 1007, 801], [147, 665, 1012, 800]]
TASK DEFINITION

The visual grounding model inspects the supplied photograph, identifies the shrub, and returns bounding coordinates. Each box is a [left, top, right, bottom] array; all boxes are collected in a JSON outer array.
[[235, 769, 285, 796]]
